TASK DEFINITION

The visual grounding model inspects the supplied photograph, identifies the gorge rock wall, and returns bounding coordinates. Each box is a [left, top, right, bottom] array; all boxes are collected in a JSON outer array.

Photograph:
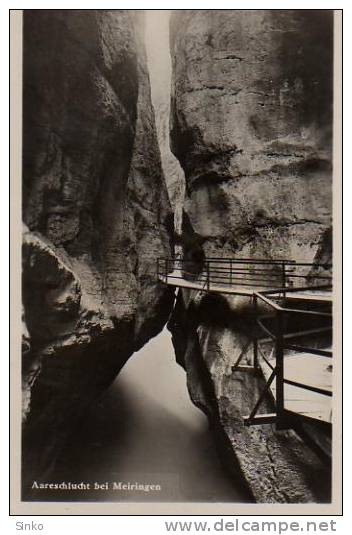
[[170, 9, 332, 261], [22, 10, 174, 490], [169, 10, 333, 502]]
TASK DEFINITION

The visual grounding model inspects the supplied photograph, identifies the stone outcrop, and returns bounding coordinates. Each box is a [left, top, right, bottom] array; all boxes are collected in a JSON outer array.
[[22, 10, 174, 491], [169, 10, 333, 502]]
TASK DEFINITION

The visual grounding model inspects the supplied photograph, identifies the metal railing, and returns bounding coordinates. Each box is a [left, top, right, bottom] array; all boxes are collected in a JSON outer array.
[[243, 287, 332, 430], [158, 256, 333, 432], [157, 257, 332, 293]]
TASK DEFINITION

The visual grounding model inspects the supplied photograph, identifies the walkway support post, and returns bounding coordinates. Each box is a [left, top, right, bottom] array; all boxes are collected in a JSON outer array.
[[281, 261, 286, 298], [165, 258, 168, 284], [253, 294, 259, 370], [206, 261, 210, 291], [276, 309, 285, 428]]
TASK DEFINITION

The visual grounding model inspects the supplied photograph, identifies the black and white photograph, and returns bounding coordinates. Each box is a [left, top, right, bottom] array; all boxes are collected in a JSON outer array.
[[10, 8, 342, 514]]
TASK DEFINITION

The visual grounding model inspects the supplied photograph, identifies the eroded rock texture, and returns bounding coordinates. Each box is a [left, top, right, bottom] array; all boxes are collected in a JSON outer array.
[[22, 10, 174, 490], [169, 10, 333, 502], [170, 9, 332, 260]]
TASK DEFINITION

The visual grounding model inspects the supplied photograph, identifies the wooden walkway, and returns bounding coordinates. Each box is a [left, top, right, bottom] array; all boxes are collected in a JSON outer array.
[[260, 351, 332, 424], [158, 258, 333, 431], [158, 270, 332, 302], [158, 270, 257, 296]]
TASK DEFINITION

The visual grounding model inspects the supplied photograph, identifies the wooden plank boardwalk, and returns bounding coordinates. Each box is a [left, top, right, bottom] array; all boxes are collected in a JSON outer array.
[[158, 271, 332, 302], [158, 271, 256, 296], [260, 351, 332, 424], [158, 263, 333, 428]]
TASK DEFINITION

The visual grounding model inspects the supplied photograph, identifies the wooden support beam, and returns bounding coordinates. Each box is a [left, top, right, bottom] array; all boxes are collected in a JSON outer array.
[[243, 413, 277, 426]]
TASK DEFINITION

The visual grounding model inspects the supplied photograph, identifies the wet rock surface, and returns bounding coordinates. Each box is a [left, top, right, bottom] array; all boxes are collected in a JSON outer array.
[[22, 10, 174, 491], [169, 10, 333, 502]]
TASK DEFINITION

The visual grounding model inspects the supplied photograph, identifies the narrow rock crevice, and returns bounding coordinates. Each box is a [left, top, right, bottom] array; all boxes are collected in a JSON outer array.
[[145, 11, 185, 239]]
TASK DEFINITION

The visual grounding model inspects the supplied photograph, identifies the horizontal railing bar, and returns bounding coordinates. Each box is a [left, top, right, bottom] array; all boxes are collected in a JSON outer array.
[[169, 265, 330, 277], [208, 278, 283, 286], [190, 270, 283, 279], [165, 273, 267, 284], [258, 329, 330, 347], [259, 326, 332, 344], [283, 377, 332, 396], [158, 257, 331, 268], [210, 280, 280, 288], [257, 322, 332, 344], [290, 262, 332, 268], [281, 326, 332, 340], [163, 267, 331, 281], [209, 272, 283, 278], [282, 307, 332, 318], [161, 258, 295, 265], [200, 274, 284, 283], [256, 289, 332, 311], [284, 344, 332, 357], [161, 273, 190, 280], [262, 284, 332, 295], [286, 274, 332, 280], [165, 275, 280, 288], [187, 267, 288, 275], [160, 275, 329, 289], [199, 257, 296, 264]]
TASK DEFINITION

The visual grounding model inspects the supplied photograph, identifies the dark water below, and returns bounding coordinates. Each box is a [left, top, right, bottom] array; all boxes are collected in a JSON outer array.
[[33, 329, 250, 502]]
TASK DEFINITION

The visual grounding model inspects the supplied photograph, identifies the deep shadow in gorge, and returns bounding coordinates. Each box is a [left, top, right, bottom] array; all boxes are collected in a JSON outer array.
[[26, 329, 252, 502]]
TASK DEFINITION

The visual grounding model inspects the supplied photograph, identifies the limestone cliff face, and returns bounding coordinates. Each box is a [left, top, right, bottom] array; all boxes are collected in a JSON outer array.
[[170, 9, 332, 261], [154, 99, 185, 235], [22, 10, 174, 488], [169, 10, 333, 502]]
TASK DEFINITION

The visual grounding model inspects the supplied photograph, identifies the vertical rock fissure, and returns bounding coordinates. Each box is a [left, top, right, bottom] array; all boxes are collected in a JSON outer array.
[[144, 10, 185, 240]]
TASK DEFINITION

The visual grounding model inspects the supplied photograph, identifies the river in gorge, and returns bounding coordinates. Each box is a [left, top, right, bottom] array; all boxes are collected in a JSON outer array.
[[34, 327, 251, 503]]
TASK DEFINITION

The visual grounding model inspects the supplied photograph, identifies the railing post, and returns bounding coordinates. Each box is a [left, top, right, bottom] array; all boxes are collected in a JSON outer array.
[[275, 310, 285, 428], [253, 294, 259, 369], [165, 258, 168, 284], [206, 261, 210, 291], [281, 261, 286, 297], [230, 259, 232, 286]]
